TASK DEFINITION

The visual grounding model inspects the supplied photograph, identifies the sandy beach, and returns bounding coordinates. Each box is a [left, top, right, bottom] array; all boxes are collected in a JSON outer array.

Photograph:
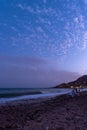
[[0, 92, 87, 130]]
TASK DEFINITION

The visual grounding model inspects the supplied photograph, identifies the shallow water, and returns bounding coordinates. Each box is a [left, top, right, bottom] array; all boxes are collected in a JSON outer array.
[[0, 88, 71, 103]]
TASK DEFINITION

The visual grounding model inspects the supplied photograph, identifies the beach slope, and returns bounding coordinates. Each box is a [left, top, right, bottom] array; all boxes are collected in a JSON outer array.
[[0, 92, 87, 130]]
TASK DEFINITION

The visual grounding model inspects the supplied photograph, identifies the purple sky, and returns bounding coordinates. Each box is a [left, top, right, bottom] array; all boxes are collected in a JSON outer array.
[[0, 0, 87, 87], [0, 55, 79, 87]]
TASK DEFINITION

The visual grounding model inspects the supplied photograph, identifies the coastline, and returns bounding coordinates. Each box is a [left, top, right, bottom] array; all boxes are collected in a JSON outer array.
[[0, 91, 87, 130], [0, 88, 72, 105]]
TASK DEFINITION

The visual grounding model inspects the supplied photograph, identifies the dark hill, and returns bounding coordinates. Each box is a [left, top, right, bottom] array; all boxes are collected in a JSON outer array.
[[76, 75, 87, 84], [54, 75, 87, 88]]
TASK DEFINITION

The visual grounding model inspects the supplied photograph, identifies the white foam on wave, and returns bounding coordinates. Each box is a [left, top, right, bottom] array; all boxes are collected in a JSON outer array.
[[0, 89, 72, 104], [1, 88, 87, 104]]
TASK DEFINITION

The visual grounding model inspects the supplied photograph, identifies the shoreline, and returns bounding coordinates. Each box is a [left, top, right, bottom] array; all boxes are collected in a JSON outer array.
[[0, 91, 87, 130], [0, 88, 72, 105]]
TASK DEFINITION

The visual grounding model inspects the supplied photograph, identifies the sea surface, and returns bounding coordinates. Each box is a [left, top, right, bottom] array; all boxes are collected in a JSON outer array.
[[0, 88, 72, 104]]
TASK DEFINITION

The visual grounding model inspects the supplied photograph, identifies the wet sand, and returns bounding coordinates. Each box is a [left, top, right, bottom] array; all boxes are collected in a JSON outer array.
[[0, 92, 87, 130]]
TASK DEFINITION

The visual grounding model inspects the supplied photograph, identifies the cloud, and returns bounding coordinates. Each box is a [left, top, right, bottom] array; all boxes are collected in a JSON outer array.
[[74, 17, 79, 24], [36, 26, 44, 33], [17, 3, 25, 10], [0, 55, 49, 67], [43, 0, 47, 4], [1, 1, 87, 62], [82, 31, 87, 50], [17, 3, 57, 16], [83, 0, 87, 4], [0, 65, 79, 88], [0, 55, 80, 88], [17, 3, 35, 13]]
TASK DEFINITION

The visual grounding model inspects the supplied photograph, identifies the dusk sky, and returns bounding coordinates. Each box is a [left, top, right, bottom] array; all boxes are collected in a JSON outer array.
[[0, 0, 87, 87]]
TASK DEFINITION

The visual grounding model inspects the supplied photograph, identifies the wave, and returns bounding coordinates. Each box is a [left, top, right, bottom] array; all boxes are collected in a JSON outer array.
[[0, 89, 72, 104], [0, 88, 87, 104], [0, 91, 42, 98]]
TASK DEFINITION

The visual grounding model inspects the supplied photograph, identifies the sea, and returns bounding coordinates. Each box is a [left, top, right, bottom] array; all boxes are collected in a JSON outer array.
[[0, 88, 72, 104]]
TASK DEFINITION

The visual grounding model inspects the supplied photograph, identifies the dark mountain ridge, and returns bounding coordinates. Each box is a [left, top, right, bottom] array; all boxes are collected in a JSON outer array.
[[55, 75, 87, 88]]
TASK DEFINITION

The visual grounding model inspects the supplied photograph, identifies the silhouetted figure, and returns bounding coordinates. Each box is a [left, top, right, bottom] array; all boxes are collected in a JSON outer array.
[[71, 87, 80, 97], [75, 87, 80, 96], [71, 87, 75, 97]]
